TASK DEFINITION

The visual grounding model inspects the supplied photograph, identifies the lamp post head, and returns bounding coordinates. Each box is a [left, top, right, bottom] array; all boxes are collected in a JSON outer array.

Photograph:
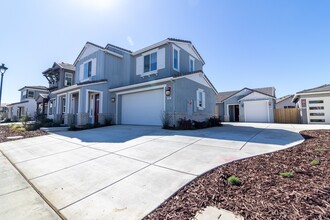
[[0, 64, 8, 74]]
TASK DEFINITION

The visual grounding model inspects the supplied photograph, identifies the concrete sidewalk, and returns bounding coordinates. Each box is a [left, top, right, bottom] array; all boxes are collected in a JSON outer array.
[[0, 152, 61, 220], [0, 123, 329, 220]]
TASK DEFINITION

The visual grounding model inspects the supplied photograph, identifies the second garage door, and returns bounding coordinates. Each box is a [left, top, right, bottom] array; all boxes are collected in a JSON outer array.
[[121, 89, 164, 126], [244, 100, 269, 123]]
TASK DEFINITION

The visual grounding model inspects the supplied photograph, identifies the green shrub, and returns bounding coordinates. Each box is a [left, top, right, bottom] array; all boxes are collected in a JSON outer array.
[[310, 159, 320, 166], [279, 171, 294, 178], [227, 175, 241, 186]]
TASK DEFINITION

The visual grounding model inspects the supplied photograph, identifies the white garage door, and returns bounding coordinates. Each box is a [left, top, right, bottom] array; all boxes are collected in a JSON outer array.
[[121, 89, 164, 126], [244, 101, 269, 123]]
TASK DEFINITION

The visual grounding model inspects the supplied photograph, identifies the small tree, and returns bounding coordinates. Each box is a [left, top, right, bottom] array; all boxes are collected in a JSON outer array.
[[20, 115, 30, 129]]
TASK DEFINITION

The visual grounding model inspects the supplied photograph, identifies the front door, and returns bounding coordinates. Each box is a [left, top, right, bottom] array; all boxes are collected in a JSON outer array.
[[94, 94, 100, 124], [229, 105, 240, 122]]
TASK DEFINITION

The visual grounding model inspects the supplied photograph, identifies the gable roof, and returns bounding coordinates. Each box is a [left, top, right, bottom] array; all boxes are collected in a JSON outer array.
[[173, 70, 217, 94], [296, 84, 330, 94], [73, 42, 123, 65], [18, 86, 48, 91], [217, 87, 275, 103], [292, 84, 330, 103], [276, 95, 294, 104], [132, 38, 205, 64], [105, 43, 132, 54], [56, 62, 75, 71]]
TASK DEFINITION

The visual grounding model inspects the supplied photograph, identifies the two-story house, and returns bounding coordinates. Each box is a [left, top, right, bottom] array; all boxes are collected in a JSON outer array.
[[41, 62, 75, 123], [49, 38, 217, 127], [7, 86, 49, 120]]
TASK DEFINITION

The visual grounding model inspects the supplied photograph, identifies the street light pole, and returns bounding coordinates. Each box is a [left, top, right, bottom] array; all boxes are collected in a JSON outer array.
[[0, 63, 8, 108]]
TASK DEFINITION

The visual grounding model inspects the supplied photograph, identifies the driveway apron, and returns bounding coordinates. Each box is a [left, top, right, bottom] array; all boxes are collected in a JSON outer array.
[[0, 123, 314, 219]]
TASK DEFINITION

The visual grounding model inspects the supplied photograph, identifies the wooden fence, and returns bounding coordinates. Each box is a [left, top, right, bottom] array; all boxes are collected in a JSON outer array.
[[275, 108, 300, 124]]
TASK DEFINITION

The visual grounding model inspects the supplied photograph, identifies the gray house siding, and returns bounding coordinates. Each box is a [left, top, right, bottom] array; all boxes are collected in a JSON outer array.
[[75, 50, 107, 83], [130, 44, 171, 85], [171, 43, 203, 74], [217, 103, 225, 121], [51, 39, 215, 127], [107, 53, 131, 88], [170, 77, 215, 124], [128, 43, 204, 87]]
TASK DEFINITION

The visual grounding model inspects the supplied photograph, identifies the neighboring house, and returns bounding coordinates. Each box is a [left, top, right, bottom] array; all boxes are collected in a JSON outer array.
[[0, 104, 8, 119], [46, 38, 217, 127], [7, 86, 49, 120], [216, 87, 276, 123], [293, 84, 330, 124], [40, 62, 75, 123], [276, 95, 296, 109]]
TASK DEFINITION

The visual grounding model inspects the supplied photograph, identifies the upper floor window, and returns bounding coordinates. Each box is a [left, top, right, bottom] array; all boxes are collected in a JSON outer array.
[[189, 56, 195, 72], [65, 72, 73, 86], [144, 52, 157, 73], [79, 58, 96, 81], [22, 91, 27, 99], [23, 90, 34, 99], [196, 88, 206, 110], [84, 61, 92, 79], [173, 46, 180, 71], [28, 91, 34, 98]]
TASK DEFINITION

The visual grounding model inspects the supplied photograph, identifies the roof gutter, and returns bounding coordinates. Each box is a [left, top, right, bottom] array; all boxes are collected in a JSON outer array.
[[292, 90, 330, 103]]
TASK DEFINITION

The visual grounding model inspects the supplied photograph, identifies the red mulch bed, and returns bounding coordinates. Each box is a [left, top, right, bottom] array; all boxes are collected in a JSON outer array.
[[0, 125, 47, 143], [145, 130, 330, 219]]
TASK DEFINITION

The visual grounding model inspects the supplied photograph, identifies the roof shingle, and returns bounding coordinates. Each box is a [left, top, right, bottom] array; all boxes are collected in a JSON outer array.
[[297, 84, 330, 94], [217, 87, 275, 103]]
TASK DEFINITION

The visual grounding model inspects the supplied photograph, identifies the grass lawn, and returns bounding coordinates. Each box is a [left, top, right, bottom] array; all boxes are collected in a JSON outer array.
[[145, 130, 330, 219]]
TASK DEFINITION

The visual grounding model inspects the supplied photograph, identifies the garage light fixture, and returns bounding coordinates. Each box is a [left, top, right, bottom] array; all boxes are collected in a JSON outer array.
[[111, 97, 116, 103], [165, 85, 171, 96]]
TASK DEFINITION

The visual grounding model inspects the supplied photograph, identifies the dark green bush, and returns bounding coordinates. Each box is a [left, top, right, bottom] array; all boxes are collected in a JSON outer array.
[[227, 175, 241, 186]]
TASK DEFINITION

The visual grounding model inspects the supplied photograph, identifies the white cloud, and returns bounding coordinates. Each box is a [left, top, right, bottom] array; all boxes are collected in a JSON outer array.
[[126, 36, 134, 46]]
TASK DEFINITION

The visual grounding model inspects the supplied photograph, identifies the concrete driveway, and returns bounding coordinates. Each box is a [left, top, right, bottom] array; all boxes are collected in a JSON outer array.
[[0, 123, 327, 220]]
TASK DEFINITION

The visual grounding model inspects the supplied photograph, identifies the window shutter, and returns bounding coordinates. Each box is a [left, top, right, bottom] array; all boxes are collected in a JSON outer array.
[[136, 56, 143, 75], [92, 58, 97, 76], [79, 64, 84, 81], [157, 48, 165, 69]]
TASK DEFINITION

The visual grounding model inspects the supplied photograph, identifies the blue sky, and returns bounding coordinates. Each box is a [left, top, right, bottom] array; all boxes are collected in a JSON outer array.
[[1, 0, 329, 104]]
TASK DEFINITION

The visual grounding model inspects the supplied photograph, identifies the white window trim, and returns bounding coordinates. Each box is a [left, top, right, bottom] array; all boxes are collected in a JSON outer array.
[[173, 45, 180, 72], [196, 88, 205, 110], [189, 56, 195, 72], [142, 50, 158, 75], [81, 58, 96, 82]]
